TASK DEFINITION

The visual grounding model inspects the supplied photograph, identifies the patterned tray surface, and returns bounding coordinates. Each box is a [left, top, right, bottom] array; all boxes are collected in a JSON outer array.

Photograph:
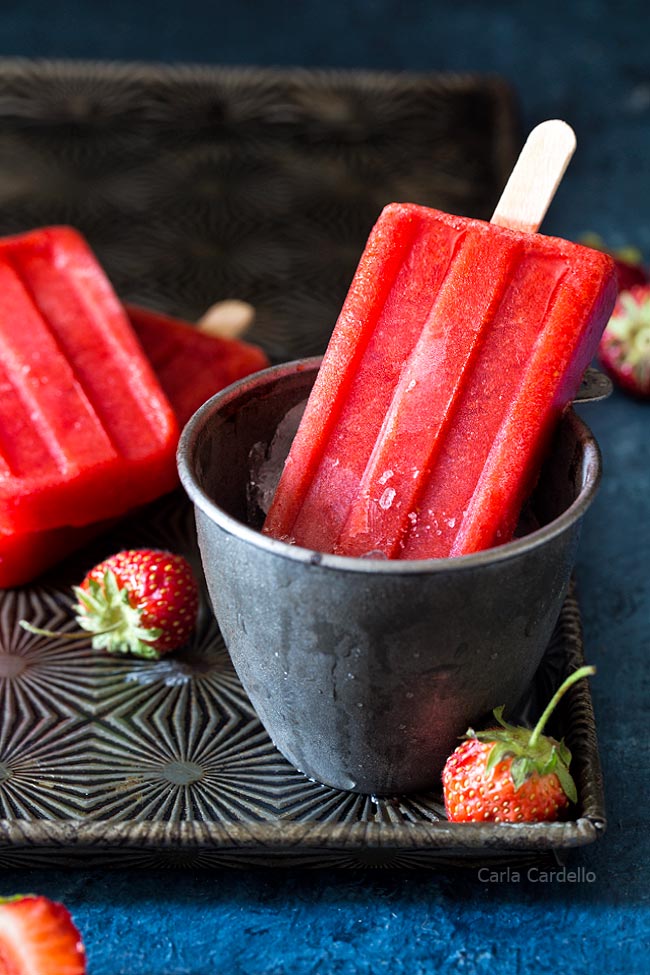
[[0, 58, 517, 361], [1, 494, 605, 870], [0, 61, 604, 867]]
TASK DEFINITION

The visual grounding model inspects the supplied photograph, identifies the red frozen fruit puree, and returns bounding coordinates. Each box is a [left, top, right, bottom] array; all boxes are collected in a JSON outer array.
[[0, 520, 112, 589], [0, 226, 179, 536], [126, 303, 269, 427], [263, 203, 617, 559], [1, 298, 269, 588]]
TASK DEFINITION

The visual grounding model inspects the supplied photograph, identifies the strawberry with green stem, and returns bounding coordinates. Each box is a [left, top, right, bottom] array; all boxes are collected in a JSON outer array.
[[442, 665, 595, 823], [20, 549, 199, 659]]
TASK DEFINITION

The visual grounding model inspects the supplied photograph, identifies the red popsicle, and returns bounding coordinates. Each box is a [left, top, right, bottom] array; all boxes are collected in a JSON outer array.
[[0, 302, 269, 588], [125, 303, 269, 425], [263, 122, 618, 559], [0, 227, 179, 535]]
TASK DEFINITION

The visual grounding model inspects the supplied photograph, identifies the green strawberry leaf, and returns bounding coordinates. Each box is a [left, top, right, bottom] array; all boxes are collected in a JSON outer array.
[[484, 741, 515, 778], [510, 756, 536, 792], [553, 761, 577, 804], [493, 705, 507, 728], [474, 728, 521, 746], [540, 746, 559, 777], [558, 739, 572, 767]]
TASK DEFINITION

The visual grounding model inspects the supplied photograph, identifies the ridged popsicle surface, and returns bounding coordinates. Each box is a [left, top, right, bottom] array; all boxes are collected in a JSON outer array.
[[263, 204, 617, 559], [0, 227, 179, 534]]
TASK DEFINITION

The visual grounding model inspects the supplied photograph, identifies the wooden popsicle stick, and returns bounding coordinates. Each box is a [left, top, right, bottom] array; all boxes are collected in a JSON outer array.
[[197, 299, 256, 340], [490, 120, 576, 234]]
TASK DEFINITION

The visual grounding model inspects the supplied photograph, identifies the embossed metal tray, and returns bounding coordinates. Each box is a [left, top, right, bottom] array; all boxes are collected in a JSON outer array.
[[0, 493, 605, 869], [0, 58, 518, 363], [0, 60, 605, 868]]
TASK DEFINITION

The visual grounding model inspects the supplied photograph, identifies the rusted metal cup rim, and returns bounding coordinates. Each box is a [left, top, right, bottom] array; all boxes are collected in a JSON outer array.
[[178, 357, 601, 575]]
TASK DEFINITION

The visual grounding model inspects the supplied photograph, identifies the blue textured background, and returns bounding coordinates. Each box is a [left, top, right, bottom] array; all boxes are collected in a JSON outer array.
[[1, 2, 649, 973]]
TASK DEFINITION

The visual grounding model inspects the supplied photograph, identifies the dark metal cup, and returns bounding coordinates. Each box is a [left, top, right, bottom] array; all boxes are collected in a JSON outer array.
[[178, 358, 601, 795]]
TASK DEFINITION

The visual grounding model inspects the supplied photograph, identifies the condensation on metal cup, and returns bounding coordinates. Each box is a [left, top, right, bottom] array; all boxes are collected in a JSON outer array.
[[177, 358, 602, 795]]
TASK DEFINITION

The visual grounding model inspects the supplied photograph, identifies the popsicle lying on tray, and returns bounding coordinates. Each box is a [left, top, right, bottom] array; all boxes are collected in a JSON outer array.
[[0, 301, 269, 588], [263, 122, 618, 559], [125, 303, 269, 426], [0, 226, 179, 536]]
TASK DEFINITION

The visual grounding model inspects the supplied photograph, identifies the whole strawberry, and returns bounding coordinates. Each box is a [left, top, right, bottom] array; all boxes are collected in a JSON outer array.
[[442, 666, 594, 824], [598, 284, 650, 399], [0, 894, 86, 974], [21, 549, 199, 659]]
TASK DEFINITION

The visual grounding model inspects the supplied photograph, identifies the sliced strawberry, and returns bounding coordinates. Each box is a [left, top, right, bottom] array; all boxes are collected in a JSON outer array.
[[0, 895, 86, 974], [598, 284, 650, 399]]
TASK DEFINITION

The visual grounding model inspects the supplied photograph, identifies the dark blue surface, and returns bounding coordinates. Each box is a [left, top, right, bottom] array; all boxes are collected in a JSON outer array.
[[2, 2, 649, 972]]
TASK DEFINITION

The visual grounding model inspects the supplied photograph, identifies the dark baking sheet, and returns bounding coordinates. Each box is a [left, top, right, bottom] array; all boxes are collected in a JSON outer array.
[[0, 60, 605, 868], [0, 58, 518, 360], [0, 492, 605, 869]]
